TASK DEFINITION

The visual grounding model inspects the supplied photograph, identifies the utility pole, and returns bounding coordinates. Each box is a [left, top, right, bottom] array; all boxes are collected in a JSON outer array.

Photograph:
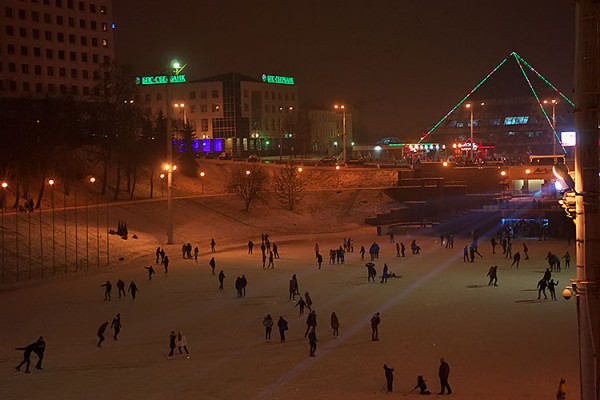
[[574, 1, 600, 399]]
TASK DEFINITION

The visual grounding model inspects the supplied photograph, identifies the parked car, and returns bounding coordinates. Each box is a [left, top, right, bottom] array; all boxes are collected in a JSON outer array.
[[347, 156, 366, 165], [318, 156, 337, 166], [247, 154, 260, 162], [218, 152, 231, 160]]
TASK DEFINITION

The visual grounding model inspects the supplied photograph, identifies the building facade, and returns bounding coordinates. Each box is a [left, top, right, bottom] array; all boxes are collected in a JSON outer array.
[[136, 72, 299, 156], [307, 109, 353, 155], [0, 0, 115, 99]]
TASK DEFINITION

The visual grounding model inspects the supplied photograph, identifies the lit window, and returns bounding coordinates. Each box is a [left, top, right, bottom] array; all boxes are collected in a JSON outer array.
[[504, 116, 529, 125], [102, 39, 108, 48]]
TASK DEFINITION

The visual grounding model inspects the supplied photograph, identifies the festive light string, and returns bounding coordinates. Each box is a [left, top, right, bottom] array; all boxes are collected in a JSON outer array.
[[511, 52, 575, 107], [419, 57, 508, 143], [513, 54, 567, 155]]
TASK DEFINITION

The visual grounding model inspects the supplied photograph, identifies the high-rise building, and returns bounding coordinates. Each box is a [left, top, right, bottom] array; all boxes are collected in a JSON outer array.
[[136, 72, 299, 156], [0, 0, 115, 99]]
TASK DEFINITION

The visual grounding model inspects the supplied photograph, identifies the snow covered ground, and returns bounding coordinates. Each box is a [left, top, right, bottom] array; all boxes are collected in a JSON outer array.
[[0, 224, 578, 399]]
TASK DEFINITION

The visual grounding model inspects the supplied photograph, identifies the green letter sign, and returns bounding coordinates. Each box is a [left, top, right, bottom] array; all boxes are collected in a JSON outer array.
[[261, 74, 295, 85]]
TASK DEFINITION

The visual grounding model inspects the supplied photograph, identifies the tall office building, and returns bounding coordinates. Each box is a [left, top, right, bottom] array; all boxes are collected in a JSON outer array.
[[0, 0, 115, 99]]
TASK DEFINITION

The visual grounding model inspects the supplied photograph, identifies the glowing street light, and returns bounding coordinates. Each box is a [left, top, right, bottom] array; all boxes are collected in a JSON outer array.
[[48, 179, 55, 274], [200, 171, 206, 195], [1, 181, 7, 283], [334, 104, 347, 165], [465, 102, 485, 162], [163, 163, 177, 244], [159, 173, 165, 197], [174, 102, 187, 125]]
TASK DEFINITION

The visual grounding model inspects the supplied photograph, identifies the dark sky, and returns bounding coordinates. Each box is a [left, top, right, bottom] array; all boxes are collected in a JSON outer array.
[[113, 1, 575, 141]]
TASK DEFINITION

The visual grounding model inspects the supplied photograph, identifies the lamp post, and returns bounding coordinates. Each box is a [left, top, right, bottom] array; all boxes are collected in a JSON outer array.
[[279, 106, 293, 162], [90, 177, 99, 268], [335, 165, 341, 187], [165, 59, 185, 245], [543, 99, 558, 156], [200, 171, 205, 195], [48, 179, 55, 275], [334, 105, 347, 165], [465, 102, 484, 162], [1, 181, 7, 283], [159, 173, 165, 197], [174, 102, 186, 125], [164, 163, 177, 244]]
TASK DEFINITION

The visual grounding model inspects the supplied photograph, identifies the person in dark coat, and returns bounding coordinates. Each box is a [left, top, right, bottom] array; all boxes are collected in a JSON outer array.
[[263, 314, 273, 342], [163, 255, 169, 273], [240, 275, 247, 297], [116, 279, 126, 298], [511, 251, 521, 268], [277, 316, 288, 342], [97, 321, 109, 347], [414, 375, 431, 395], [308, 328, 317, 357], [144, 265, 155, 280], [537, 278, 548, 300], [209, 257, 216, 275], [101, 280, 112, 301], [33, 336, 45, 370], [248, 240, 253, 254], [295, 297, 306, 316], [111, 313, 122, 340], [548, 279, 559, 301], [210, 238, 216, 252], [168, 331, 177, 359], [330, 312, 340, 337], [317, 253, 323, 269], [235, 277, 242, 298], [371, 312, 381, 341], [128, 281, 138, 299], [487, 265, 498, 286], [16, 342, 36, 373], [155, 247, 161, 264], [289, 277, 298, 301], [218, 270, 225, 291], [383, 364, 394, 392], [304, 310, 317, 337], [438, 358, 452, 395]]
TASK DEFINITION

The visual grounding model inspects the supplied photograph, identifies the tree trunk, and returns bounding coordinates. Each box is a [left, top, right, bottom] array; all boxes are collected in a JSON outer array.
[[101, 152, 109, 195], [35, 177, 45, 209], [149, 169, 154, 199], [12, 180, 20, 209], [113, 164, 121, 201], [129, 164, 137, 200], [126, 163, 131, 193]]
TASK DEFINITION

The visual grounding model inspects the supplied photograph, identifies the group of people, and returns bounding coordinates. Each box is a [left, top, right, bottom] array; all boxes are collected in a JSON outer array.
[[383, 358, 451, 395], [100, 279, 138, 300]]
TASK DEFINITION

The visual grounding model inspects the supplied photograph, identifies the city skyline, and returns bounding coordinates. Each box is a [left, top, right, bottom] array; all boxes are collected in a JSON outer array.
[[114, 1, 575, 140]]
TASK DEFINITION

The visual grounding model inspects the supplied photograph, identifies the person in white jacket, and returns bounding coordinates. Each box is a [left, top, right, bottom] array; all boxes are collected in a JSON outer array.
[[177, 332, 189, 357]]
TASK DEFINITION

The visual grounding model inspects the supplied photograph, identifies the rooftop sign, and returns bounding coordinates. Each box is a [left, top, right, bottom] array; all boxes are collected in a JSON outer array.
[[135, 74, 187, 85], [261, 74, 295, 85]]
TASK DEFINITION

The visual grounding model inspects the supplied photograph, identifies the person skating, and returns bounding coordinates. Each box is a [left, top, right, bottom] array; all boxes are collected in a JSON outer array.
[[155, 247, 161, 264], [360, 245, 365, 260], [523, 242, 529, 260], [543, 268, 552, 282], [317, 253, 323, 269], [400, 242, 406, 257], [295, 297, 307, 316], [563, 251, 571, 269], [116, 279, 126, 298], [33, 336, 45, 370], [160, 248, 165, 263], [209, 257, 216, 275], [556, 378, 566, 400], [381, 263, 389, 283], [97, 321, 109, 347], [263, 314, 273, 342], [505, 242, 512, 258], [396, 242, 400, 257], [194, 246, 199, 261], [15, 342, 36, 373], [277, 316, 288, 342], [210, 238, 216, 252], [371, 312, 381, 341], [177, 332, 189, 357], [308, 327, 317, 357], [304, 310, 317, 338], [144, 265, 155, 280], [304, 292, 313, 311], [537, 278, 548, 300], [383, 364, 394, 392], [111, 313, 122, 340], [267, 251, 275, 268], [511, 251, 521, 268], [168, 331, 177, 359], [414, 375, 431, 395], [273, 243, 279, 258], [491, 237, 497, 254], [330, 312, 340, 337], [548, 279, 559, 301], [248, 240, 253, 254], [218, 270, 225, 291], [463, 245, 469, 263], [235, 277, 242, 298], [289, 276, 298, 301], [240, 275, 247, 297], [128, 281, 138, 299], [163, 255, 170, 273], [487, 265, 498, 286], [438, 358, 452, 395], [101, 280, 112, 301]]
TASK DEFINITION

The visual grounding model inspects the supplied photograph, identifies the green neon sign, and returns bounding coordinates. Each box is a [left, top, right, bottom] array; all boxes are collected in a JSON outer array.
[[261, 74, 295, 85], [135, 74, 187, 85]]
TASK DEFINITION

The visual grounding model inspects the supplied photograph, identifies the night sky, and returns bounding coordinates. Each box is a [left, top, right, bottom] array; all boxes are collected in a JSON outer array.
[[114, 1, 575, 141]]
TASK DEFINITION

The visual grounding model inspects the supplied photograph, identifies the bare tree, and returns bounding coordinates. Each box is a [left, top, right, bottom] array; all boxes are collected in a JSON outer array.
[[272, 164, 306, 210], [227, 165, 268, 211]]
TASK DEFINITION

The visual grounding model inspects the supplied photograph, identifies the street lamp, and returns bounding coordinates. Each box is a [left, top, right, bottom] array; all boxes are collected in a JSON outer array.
[[89, 177, 100, 268], [465, 102, 484, 162], [543, 99, 558, 156], [48, 179, 55, 274], [1, 181, 7, 283], [335, 165, 341, 187], [163, 163, 177, 244], [159, 173, 165, 197], [334, 104, 347, 165], [174, 102, 187, 125], [200, 171, 205, 195]]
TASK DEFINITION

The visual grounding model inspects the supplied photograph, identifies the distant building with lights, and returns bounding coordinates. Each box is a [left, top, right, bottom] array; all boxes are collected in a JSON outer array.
[[307, 109, 353, 155], [136, 72, 299, 156], [0, 0, 115, 99]]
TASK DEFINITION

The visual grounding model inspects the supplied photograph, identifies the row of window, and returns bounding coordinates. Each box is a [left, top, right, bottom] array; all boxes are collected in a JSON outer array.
[[261, 90, 295, 101], [4, 45, 109, 63], [6, 1, 107, 14], [188, 90, 219, 100], [4, 63, 99, 79], [4, 12, 111, 32], [5, 26, 110, 47], [446, 116, 537, 128], [0, 79, 98, 96]]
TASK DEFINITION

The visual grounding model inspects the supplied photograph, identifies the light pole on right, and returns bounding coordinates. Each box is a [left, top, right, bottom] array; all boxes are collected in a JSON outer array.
[[334, 104, 347, 165], [543, 99, 558, 156], [465, 102, 484, 162]]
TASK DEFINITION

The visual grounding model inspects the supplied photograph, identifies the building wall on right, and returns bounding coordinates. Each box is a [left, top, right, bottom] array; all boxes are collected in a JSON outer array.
[[308, 109, 353, 155]]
